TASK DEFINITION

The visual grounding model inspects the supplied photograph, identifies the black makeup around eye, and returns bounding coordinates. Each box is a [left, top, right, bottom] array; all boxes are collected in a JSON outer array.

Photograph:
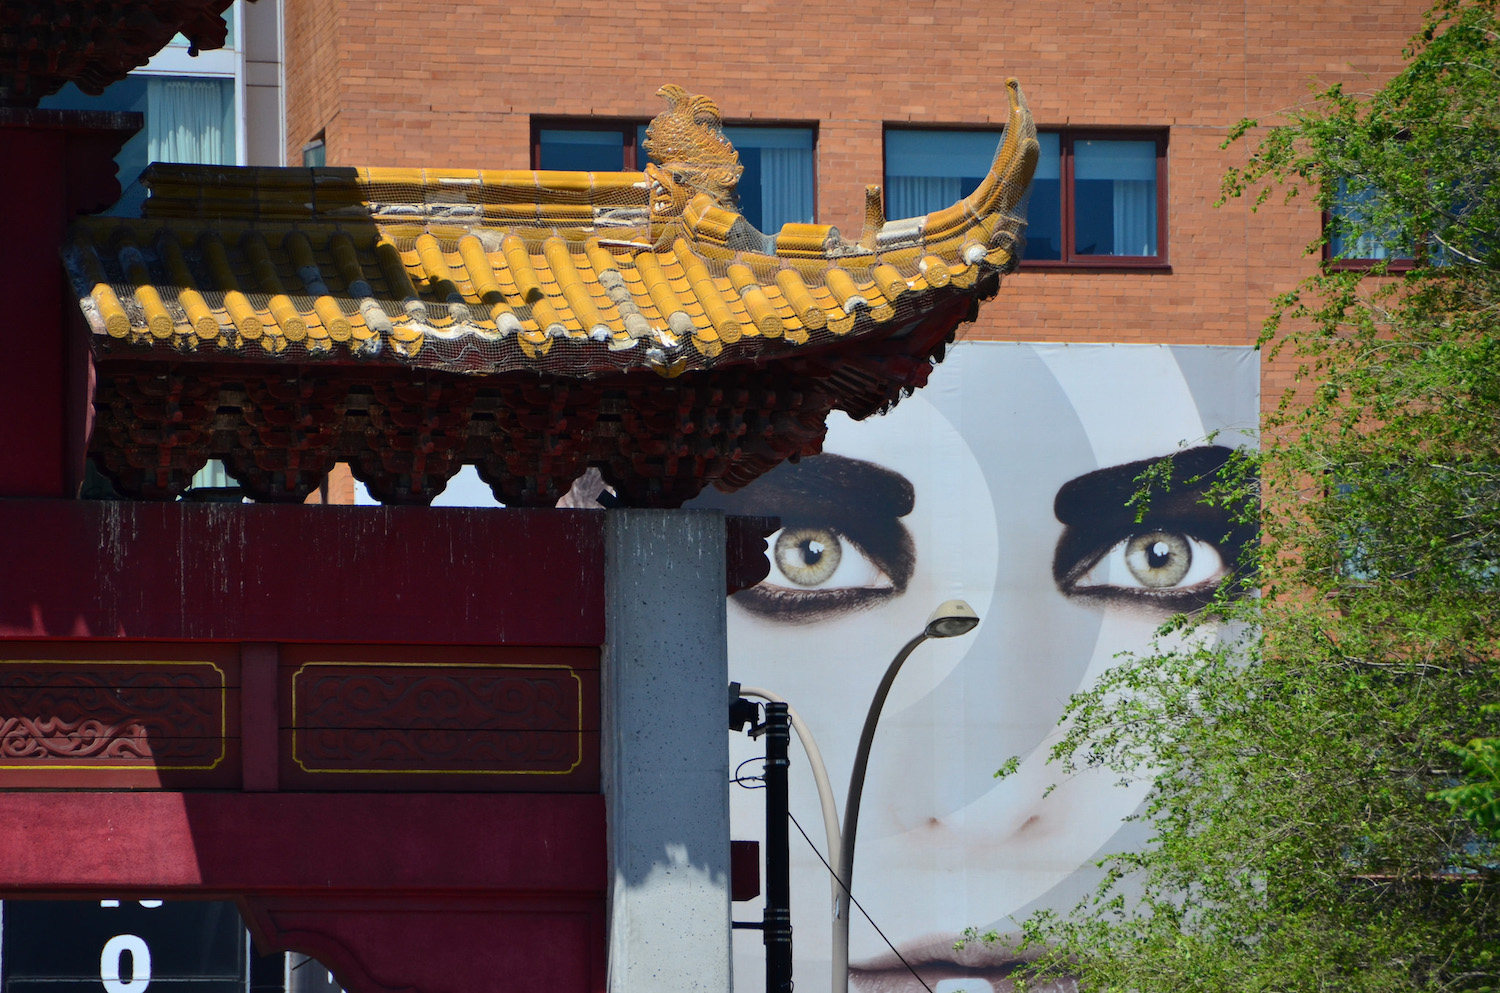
[[687, 452, 918, 621], [1052, 445, 1257, 610]]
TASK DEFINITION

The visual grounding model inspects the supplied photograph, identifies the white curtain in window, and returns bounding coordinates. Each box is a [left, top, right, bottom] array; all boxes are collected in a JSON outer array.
[[1346, 227, 1394, 260], [760, 146, 815, 229], [884, 130, 999, 219], [151, 77, 232, 492], [1076, 140, 1157, 256], [1332, 181, 1397, 259], [147, 78, 230, 165], [723, 127, 816, 231], [885, 176, 963, 221], [1111, 181, 1157, 256]]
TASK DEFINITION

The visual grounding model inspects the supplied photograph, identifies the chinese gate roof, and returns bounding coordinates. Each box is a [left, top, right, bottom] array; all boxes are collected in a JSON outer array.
[[64, 81, 1038, 507]]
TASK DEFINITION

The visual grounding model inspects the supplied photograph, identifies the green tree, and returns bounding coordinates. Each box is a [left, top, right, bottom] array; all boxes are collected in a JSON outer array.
[[1011, 3, 1500, 989], [1437, 705, 1500, 842]]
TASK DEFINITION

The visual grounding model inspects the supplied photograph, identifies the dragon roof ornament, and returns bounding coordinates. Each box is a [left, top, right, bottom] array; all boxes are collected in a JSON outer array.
[[642, 84, 745, 214]]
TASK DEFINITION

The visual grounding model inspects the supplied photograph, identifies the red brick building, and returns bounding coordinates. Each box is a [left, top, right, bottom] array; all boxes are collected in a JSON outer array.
[[283, 0, 1425, 405]]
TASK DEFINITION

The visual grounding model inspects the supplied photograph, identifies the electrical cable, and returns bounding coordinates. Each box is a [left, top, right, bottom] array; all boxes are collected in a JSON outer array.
[[788, 811, 935, 993], [733, 755, 767, 789]]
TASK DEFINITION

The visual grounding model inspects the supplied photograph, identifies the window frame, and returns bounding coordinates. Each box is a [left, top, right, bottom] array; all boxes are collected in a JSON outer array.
[[1318, 131, 1442, 272], [1321, 182, 1418, 272], [530, 118, 648, 171], [881, 123, 1170, 272], [302, 131, 326, 167], [1322, 218, 1419, 272], [530, 116, 820, 227]]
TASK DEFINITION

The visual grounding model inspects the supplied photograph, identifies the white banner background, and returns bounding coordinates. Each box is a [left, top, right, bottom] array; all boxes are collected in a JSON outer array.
[[696, 341, 1260, 993]]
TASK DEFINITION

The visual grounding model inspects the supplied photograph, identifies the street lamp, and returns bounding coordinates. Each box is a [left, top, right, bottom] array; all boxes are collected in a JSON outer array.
[[832, 599, 980, 993]]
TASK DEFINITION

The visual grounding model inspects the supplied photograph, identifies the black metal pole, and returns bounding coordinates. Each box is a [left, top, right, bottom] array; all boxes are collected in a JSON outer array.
[[762, 701, 793, 993]]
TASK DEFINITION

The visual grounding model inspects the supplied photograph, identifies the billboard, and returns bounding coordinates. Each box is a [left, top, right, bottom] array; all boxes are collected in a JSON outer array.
[[691, 341, 1259, 992]]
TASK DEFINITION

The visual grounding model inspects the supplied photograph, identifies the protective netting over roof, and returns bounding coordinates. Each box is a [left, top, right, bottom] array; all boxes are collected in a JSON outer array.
[[63, 80, 1038, 382], [68, 80, 1038, 505]]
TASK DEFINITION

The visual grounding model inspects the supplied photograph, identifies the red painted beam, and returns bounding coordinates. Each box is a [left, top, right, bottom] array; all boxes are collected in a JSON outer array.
[[241, 891, 605, 993], [0, 502, 606, 644], [0, 792, 608, 993], [0, 792, 605, 894]]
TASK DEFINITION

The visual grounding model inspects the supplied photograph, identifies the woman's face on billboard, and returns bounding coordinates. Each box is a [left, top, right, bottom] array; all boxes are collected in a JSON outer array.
[[698, 343, 1254, 993]]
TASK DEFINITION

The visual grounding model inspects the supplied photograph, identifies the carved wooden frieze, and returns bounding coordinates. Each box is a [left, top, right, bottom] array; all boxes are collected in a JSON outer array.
[[0, 644, 598, 792], [88, 361, 838, 507], [0, 658, 235, 788], [281, 649, 600, 791]]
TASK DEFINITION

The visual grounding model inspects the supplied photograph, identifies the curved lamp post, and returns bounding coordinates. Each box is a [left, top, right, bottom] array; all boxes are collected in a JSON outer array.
[[832, 599, 981, 993]]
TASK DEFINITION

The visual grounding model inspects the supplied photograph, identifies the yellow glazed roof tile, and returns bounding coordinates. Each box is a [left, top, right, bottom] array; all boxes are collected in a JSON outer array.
[[64, 80, 1037, 380]]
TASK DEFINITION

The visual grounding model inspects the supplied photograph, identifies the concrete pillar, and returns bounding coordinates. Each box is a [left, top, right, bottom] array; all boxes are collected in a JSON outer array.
[[603, 509, 732, 993]]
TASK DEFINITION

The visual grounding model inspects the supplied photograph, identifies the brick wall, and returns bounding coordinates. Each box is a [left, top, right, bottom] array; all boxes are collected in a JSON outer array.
[[283, 0, 341, 166], [283, 0, 1426, 402]]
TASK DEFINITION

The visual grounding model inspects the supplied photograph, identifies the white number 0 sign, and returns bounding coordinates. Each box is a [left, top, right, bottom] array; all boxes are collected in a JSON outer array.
[[99, 934, 151, 993]]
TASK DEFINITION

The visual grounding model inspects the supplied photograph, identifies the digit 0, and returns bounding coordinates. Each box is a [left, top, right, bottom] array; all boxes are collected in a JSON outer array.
[[100, 934, 152, 993]]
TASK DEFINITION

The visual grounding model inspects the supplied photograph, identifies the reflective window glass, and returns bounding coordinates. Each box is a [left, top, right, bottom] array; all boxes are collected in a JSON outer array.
[[1073, 139, 1158, 257], [721, 127, 815, 232], [537, 129, 626, 172], [537, 120, 818, 230], [884, 127, 1165, 265], [1328, 179, 1412, 263]]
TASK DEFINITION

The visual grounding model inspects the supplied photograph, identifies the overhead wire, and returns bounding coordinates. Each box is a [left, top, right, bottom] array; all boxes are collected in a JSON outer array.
[[788, 811, 935, 993], [733, 734, 936, 992]]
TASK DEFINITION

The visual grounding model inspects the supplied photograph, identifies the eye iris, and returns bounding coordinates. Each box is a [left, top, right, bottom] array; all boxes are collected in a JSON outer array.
[[1125, 531, 1192, 588], [774, 527, 842, 587]]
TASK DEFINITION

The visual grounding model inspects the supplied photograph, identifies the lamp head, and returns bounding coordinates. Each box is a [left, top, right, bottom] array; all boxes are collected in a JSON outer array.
[[924, 599, 980, 638]]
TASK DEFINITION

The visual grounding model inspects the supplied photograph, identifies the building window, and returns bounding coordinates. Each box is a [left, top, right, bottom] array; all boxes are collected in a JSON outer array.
[[1325, 180, 1416, 269], [883, 129, 999, 221], [884, 127, 1168, 267], [302, 132, 327, 167], [39, 75, 236, 215], [532, 119, 815, 233], [719, 127, 815, 233], [40, 0, 263, 501], [536, 124, 637, 171]]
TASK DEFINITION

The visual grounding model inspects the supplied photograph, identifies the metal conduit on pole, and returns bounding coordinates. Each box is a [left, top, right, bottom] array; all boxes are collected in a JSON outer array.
[[738, 686, 843, 905]]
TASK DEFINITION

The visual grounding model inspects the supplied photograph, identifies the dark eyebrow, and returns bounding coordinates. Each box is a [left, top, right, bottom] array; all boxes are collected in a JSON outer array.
[[696, 453, 914, 520], [1054, 445, 1237, 527], [688, 452, 916, 589], [1052, 445, 1255, 594]]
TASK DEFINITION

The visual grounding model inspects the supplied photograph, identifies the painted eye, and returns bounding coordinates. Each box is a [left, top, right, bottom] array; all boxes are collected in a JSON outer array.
[[765, 527, 890, 592], [1052, 446, 1255, 614], [1124, 531, 1192, 587], [1074, 530, 1227, 594], [774, 528, 842, 586], [684, 452, 918, 623]]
